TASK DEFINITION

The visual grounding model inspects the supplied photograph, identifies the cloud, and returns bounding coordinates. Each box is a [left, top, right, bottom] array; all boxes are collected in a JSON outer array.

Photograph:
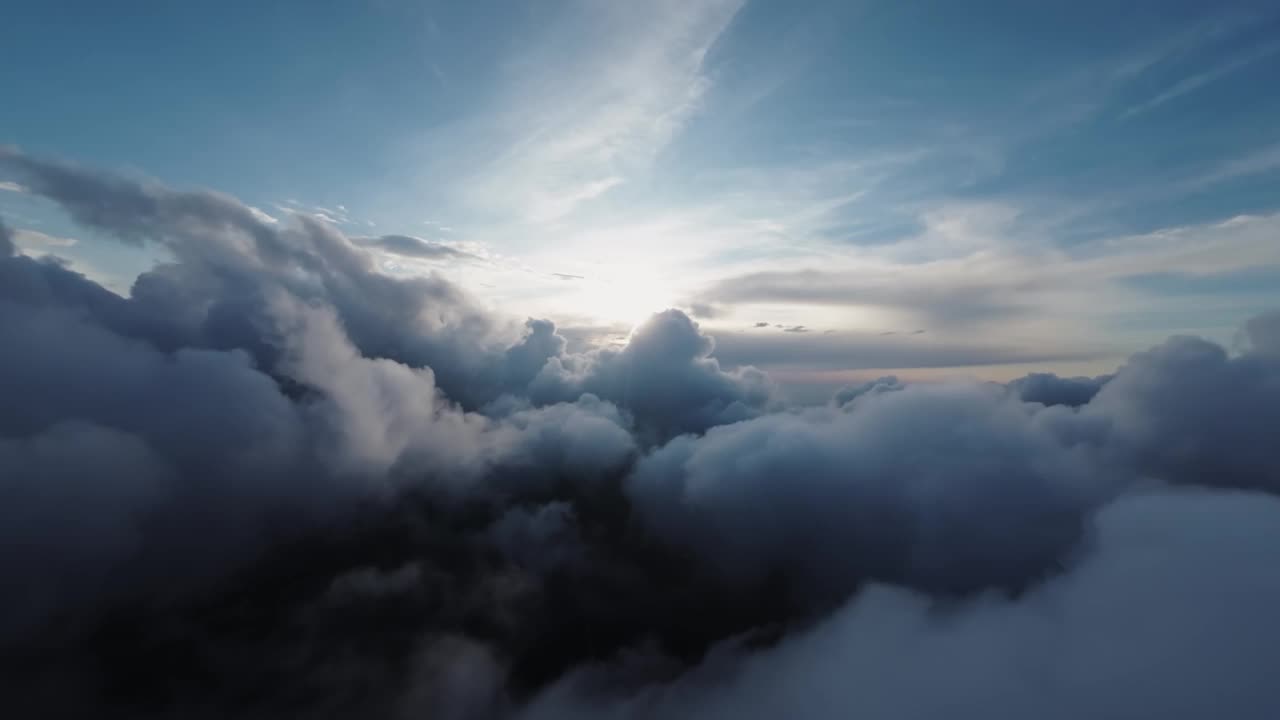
[[527, 310, 776, 440], [1080, 334, 1280, 491], [3, 150, 1280, 718], [1120, 40, 1280, 119], [688, 301, 721, 319], [1246, 310, 1280, 356], [10, 227, 77, 249], [687, 209, 1280, 362], [1189, 141, 1280, 189], [624, 383, 1115, 607], [0, 217, 12, 255], [437, 0, 746, 223], [697, 268, 1029, 327], [830, 375, 903, 406], [356, 234, 479, 261], [523, 489, 1280, 720], [709, 330, 1100, 371], [1006, 372, 1110, 407]]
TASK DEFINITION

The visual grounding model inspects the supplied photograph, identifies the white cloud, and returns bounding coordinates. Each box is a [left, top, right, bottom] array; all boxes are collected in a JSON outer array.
[[12, 228, 77, 248], [1080, 211, 1280, 277], [526, 176, 624, 224], [248, 206, 278, 224]]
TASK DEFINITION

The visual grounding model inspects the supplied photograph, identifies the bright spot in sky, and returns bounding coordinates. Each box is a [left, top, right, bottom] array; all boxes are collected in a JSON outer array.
[[567, 271, 679, 329]]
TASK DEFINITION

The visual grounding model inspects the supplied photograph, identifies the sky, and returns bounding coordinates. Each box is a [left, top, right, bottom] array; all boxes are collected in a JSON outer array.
[[4, 0, 1280, 396]]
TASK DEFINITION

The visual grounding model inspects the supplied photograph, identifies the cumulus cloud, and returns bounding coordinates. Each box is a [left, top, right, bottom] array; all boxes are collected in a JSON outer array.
[[526, 310, 776, 440], [626, 383, 1114, 605], [523, 489, 1280, 720], [1006, 372, 1111, 407], [1081, 334, 1280, 490], [2, 149, 1280, 718]]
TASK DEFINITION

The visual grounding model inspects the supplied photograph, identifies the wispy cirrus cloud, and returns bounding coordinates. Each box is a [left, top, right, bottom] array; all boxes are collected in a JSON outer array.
[[1185, 141, 1280, 189], [10, 227, 77, 249], [425, 0, 745, 225], [689, 203, 1280, 363], [1120, 40, 1280, 119]]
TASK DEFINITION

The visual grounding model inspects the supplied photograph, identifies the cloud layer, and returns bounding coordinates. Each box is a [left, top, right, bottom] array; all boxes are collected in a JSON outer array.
[[2, 150, 1280, 719]]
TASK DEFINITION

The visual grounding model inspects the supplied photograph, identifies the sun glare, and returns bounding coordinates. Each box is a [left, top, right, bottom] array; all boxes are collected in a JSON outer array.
[[572, 273, 678, 329]]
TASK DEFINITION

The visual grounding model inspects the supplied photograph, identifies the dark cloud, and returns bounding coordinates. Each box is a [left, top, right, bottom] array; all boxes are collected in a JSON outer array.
[[753, 321, 769, 328], [782, 325, 808, 333], [1006, 372, 1111, 407], [1080, 334, 1280, 491], [523, 489, 1280, 720], [0, 217, 13, 255], [552, 272, 585, 280], [3, 150, 1280, 719], [356, 234, 479, 261], [625, 384, 1114, 606]]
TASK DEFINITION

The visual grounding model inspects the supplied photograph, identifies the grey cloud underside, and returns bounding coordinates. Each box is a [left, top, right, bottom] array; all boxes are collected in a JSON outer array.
[[1248, 309, 1280, 356], [711, 331, 1100, 370], [1006, 371, 1111, 407], [355, 234, 481, 261], [0, 217, 13, 255], [698, 268, 1029, 326], [526, 491, 1280, 720], [2, 150, 1280, 719]]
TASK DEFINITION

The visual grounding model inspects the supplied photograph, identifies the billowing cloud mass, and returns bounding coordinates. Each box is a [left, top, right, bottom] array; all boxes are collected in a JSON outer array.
[[2, 149, 1280, 719]]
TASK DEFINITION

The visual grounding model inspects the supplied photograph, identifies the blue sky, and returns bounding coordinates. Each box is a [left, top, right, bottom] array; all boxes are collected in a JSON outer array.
[[4, 0, 1280, 388]]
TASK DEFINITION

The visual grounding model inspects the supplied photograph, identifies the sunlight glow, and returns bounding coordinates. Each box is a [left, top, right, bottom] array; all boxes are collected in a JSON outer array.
[[571, 273, 679, 328]]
